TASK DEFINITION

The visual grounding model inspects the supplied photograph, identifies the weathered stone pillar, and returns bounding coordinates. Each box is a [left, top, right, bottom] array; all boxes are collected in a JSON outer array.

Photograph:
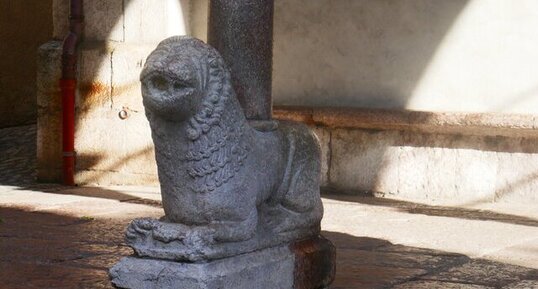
[[208, 0, 274, 120]]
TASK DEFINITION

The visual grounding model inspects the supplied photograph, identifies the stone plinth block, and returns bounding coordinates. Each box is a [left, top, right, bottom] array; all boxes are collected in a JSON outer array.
[[109, 236, 335, 289]]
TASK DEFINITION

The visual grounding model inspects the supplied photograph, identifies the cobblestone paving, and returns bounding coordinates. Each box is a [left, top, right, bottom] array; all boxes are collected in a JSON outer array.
[[0, 125, 537, 288], [0, 124, 36, 185]]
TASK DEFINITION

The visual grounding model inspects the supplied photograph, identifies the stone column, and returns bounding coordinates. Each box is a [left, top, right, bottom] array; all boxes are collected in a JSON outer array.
[[208, 0, 274, 120]]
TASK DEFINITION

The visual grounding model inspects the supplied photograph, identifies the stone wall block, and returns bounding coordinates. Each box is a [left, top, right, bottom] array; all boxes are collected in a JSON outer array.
[[495, 150, 538, 203], [74, 110, 157, 185], [108, 44, 157, 176], [329, 129, 396, 193], [328, 128, 508, 204], [74, 44, 157, 185], [77, 44, 114, 114], [37, 42, 63, 110], [452, 148, 497, 204], [36, 41, 63, 182], [110, 44, 155, 111]]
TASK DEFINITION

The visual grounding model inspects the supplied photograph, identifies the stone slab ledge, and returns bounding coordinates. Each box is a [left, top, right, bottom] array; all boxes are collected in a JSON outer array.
[[274, 106, 538, 138]]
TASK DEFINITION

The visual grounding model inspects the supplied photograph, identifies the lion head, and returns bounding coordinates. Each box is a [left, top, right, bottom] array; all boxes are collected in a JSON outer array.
[[140, 36, 229, 140]]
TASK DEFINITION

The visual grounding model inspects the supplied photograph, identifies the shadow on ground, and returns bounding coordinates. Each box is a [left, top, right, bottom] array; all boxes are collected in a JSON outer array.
[[10, 183, 163, 209], [0, 125, 36, 186], [0, 207, 536, 289], [322, 193, 538, 228]]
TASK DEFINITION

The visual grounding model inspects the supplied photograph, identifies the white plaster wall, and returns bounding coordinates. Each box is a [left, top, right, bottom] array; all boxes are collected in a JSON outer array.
[[192, 0, 538, 115], [408, 0, 538, 114]]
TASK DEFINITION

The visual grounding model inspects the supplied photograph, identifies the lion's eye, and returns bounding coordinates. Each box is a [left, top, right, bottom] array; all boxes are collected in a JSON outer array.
[[152, 76, 168, 91]]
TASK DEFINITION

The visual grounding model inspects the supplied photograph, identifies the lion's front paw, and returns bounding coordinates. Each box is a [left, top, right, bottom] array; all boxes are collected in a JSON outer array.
[[184, 227, 216, 247], [152, 222, 189, 243], [125, 218, 216, 249], [125, 218, 157, 242]]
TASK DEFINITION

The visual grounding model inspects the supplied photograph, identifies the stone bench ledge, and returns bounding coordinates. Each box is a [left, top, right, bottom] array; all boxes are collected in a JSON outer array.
[[274, 106, 538, 138]]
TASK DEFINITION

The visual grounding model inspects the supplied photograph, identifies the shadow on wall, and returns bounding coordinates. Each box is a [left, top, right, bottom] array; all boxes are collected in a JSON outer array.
[[273, 0, 470, 109]]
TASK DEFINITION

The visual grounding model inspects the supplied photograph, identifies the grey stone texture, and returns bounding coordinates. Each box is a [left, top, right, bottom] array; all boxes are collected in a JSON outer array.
[[110, 236, 336, 289], [208, 0, 274, 120], [110, 245, 294, 289], [125, 36, 323, 261]]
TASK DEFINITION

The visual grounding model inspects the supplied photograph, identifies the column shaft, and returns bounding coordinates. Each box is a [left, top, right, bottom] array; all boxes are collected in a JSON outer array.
[[208, 0, 274, 120]]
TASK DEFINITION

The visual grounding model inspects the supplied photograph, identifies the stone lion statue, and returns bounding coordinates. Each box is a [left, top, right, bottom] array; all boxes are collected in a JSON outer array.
[[126, 36, 323, 261]]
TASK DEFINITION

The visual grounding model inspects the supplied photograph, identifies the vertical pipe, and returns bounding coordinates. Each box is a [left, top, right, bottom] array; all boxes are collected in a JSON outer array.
[[60, 79, 76, 185], [208, 0, 274, 120], [61, 0, 83, 185]]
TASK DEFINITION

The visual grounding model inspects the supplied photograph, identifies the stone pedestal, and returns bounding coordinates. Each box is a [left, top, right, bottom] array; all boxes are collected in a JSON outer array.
[[110, 236, 335, 289]]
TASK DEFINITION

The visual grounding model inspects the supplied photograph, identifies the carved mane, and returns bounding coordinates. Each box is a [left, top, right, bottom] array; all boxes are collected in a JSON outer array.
[[145, 36, 251, 194], [184, 50, 251, 194]]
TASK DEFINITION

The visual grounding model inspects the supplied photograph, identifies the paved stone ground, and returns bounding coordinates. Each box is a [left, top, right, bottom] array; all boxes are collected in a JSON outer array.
[[1, 125, 537, 289], [0, 124, 36, 185]]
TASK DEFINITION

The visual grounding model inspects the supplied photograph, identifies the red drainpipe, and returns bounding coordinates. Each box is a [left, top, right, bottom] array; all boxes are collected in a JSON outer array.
[[60, 0, 83, 185]]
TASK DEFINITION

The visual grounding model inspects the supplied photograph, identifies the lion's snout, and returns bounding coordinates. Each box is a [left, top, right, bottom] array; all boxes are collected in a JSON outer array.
[[142, 77, 200, 122]]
